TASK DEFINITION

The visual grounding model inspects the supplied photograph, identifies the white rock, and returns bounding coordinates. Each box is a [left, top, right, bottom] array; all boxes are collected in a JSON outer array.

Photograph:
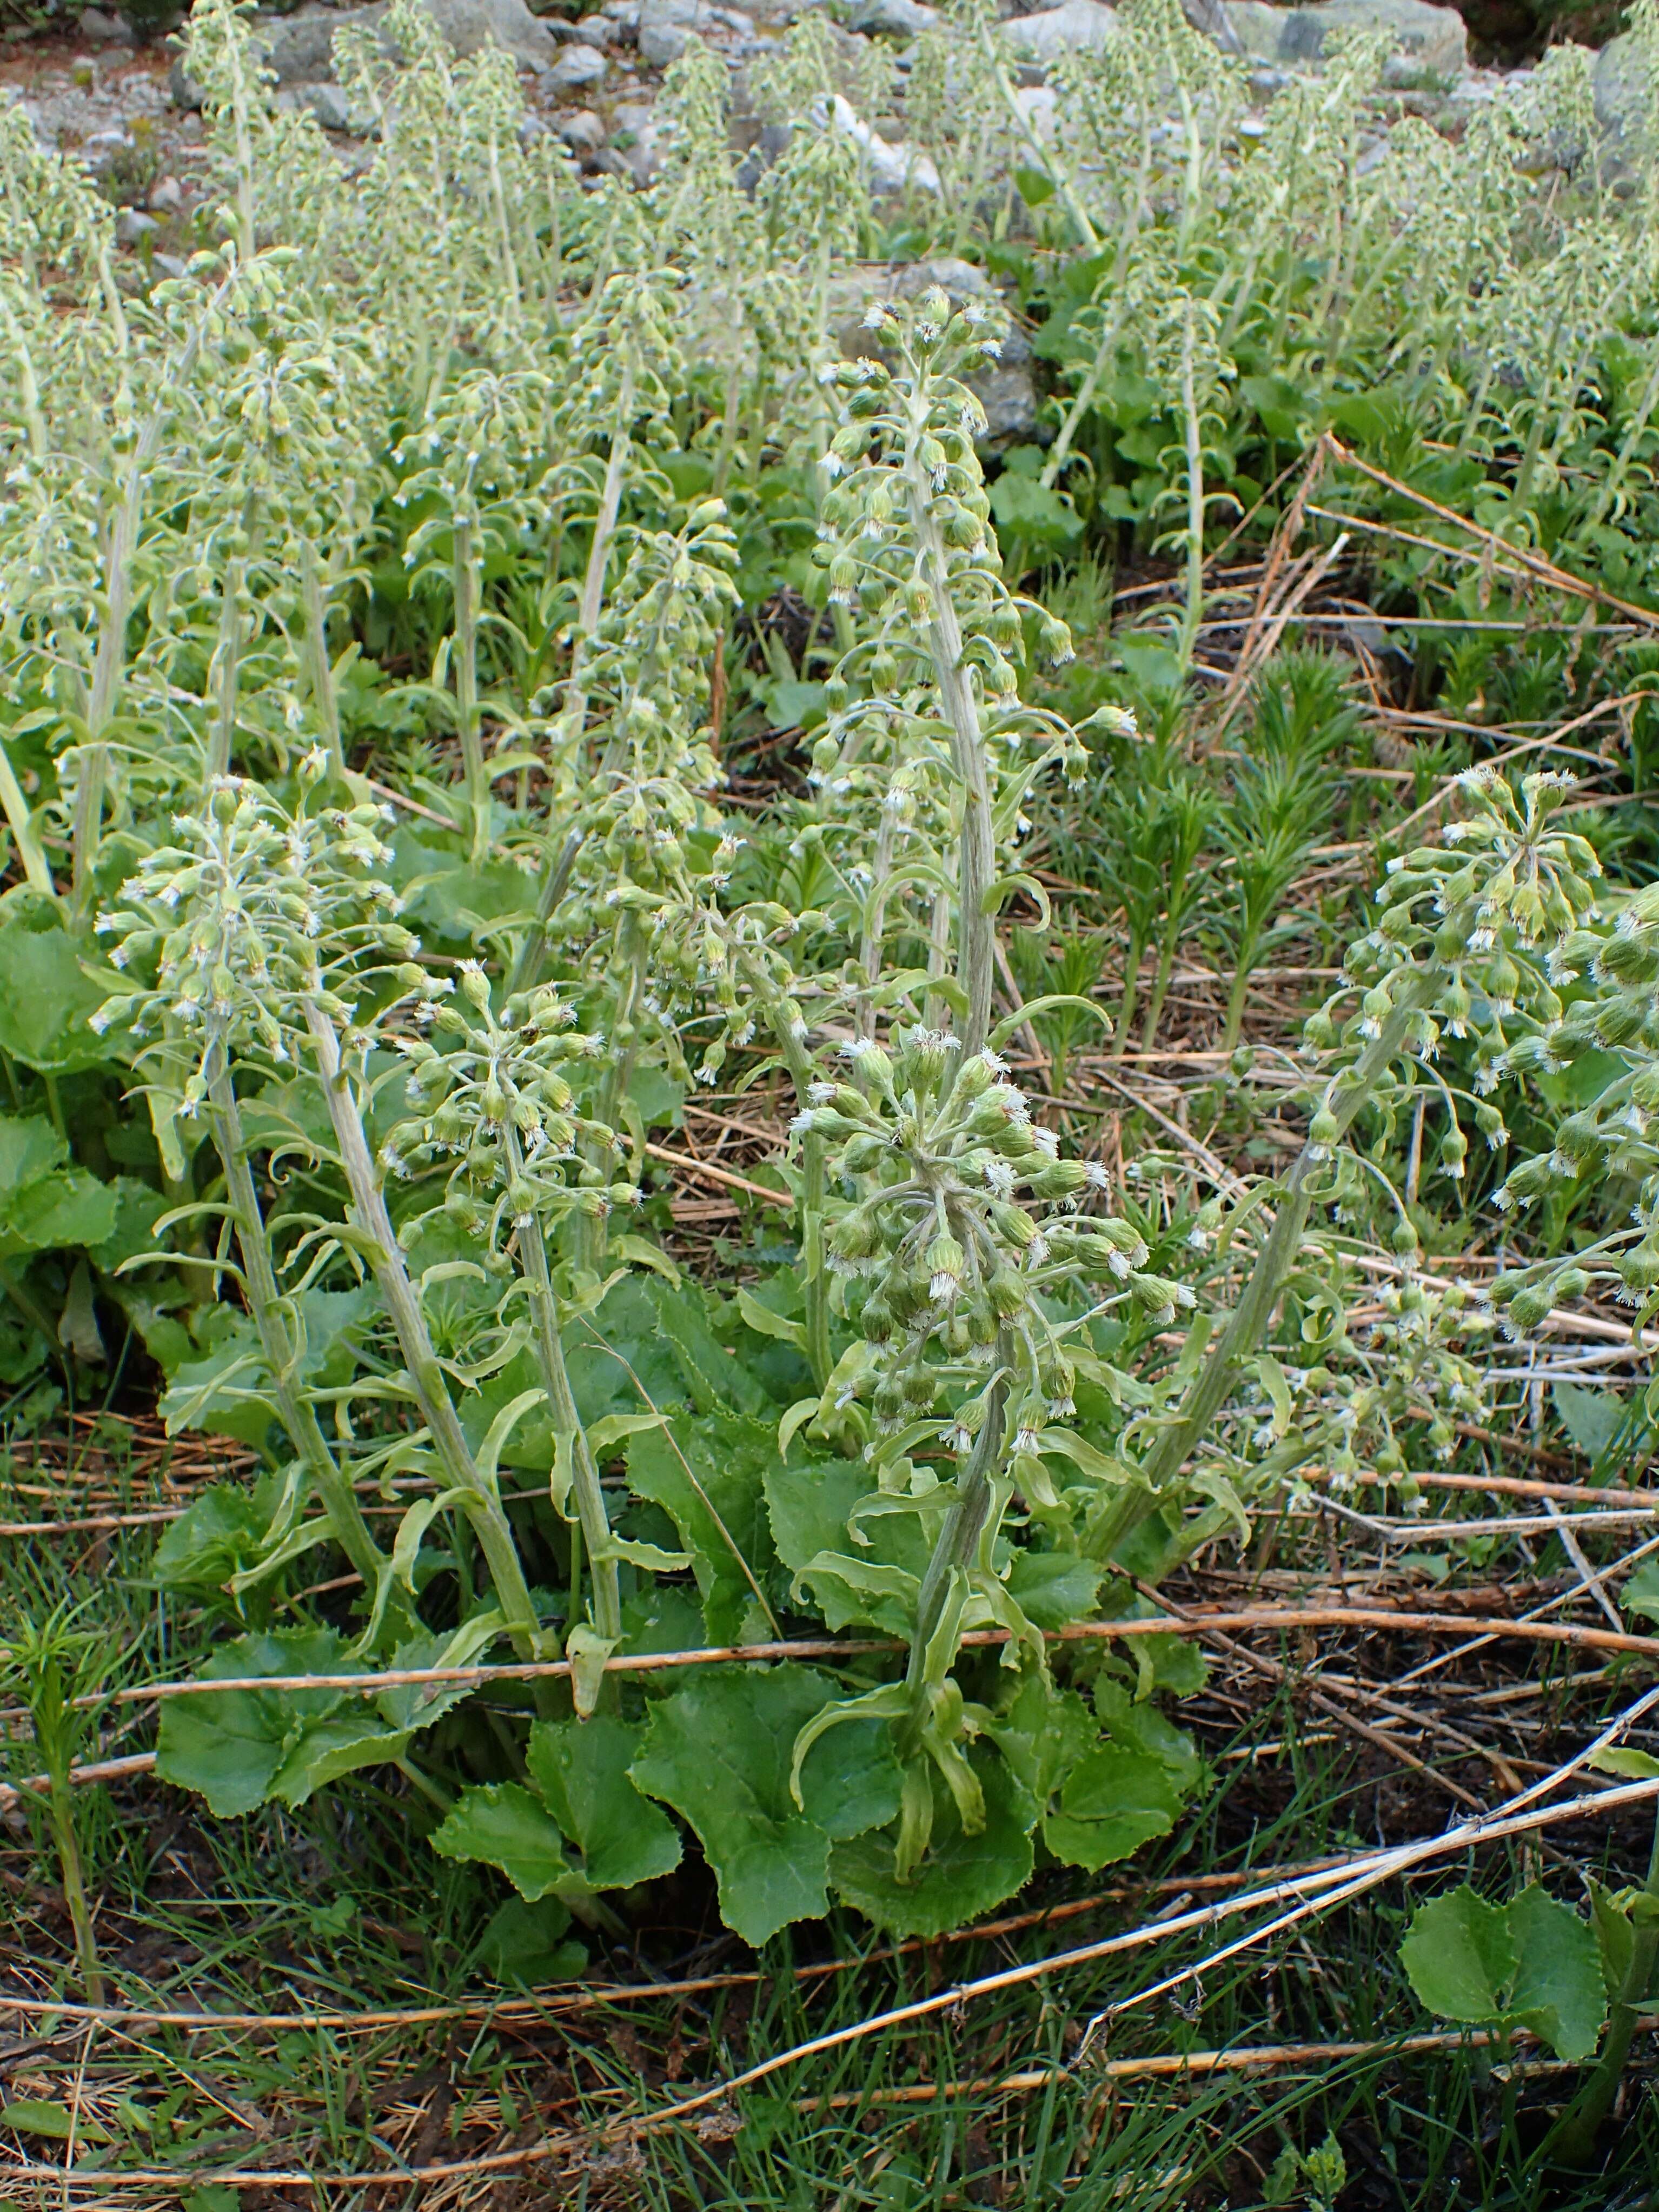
[[546, 39, 609, 83], [846, 0, 938, 32], [278, 78, 356, 127], [1224, 0, 1465, 77], [1001, 0, 1119, 61], [556, 104, 607, 146], [115, 207, 158, 244], [637, 0, 718, 62], [612, 97, 665, 178], [814, 92, 940, 192], [147, 173, 183, 210], [1012, 81, 1057, 143], [79, 6, 136, 42]]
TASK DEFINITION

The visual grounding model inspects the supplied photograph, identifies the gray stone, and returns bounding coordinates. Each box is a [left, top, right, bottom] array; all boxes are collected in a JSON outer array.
[[546, 37, 608, 79], [147, 172, 183, 210], [611, 96, 665, 177], [846, 0, 937, 32], [1012, 80, 1057, 141], [568, 11, 612, 36], [169, 57, 204, 107], [115, 207, 158, 244], [79, 6, 137, 42], [556, 103, 607, 145], [637, 0, 714, 61], [1594, 32, 1653, 174], [831, 258, 1036, 443], [250, 0, 558, 87], [1224, 0, 1465, 76], [278, 76, 356, 125], [600, 0, 640, 26], [152, 251, 190, 277], [1001, 0, 1120, 62]]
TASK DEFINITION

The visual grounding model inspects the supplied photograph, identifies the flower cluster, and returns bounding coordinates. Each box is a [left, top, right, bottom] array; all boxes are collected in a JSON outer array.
[[795, 1025, 1190, 1457], [91, 769, 412, 1099], [384, 970, 628, 1251]]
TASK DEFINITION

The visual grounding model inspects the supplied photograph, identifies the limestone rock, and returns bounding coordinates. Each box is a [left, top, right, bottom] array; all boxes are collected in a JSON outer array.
[[1001, 0, 1120, 62], [637, 0, 716, 61], [277, 76, 356, 125], [79, 6, 137, 42], [556, 104, 607, 147], [249, 0, 558, 87], [846, 0, 938, 34], [816, 93, 940, 192], [1594, 32, 1654, 175], [1222, 0, 1465, 76], [545, 38, 608, 83]]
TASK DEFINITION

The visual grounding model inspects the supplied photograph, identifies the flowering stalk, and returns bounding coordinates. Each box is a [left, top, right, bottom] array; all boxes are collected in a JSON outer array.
[[303, 1003, 547, 1662], [200, 1033, 389, 1590]]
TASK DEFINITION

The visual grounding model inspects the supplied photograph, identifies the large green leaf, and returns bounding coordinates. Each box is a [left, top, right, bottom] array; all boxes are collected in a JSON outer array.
[[1004, 1551, 1103, 1630], [152, 1482, 277, 1591], [1401, 1883, 1604, 2061], [629, 1665, 887, 1945], [526, 1716, 682, 1891], [155, 1629, 410, 1816], [0, 892, 116, 1073], [626, 1410, 780, 1645], [0, 1111, 118, 1261], [431, 1784, 574, 1902], [764, 1456, 930, 1636], [1507, 1884, 1607, 2063], [1400, 1884, 1517, 2027], [1042, 1747, 1185, 1872], [831, 1755, 1035, 1938]]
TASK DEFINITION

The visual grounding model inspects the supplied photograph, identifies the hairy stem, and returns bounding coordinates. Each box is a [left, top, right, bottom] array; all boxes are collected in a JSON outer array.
[[301, 541, 343, 780], [452, 520, 490, 861], [502, 1124, 620, 1642], [204, 1039, 386, 1587], [304, 1004, 545, 1664], [908, 431, 997, 1059], [1097, 978, 1432, 1558]]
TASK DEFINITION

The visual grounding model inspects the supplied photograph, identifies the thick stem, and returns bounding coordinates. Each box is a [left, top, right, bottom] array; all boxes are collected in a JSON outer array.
[[509, 384, 633, 998], [1176, 304, 1205, 675], [1099, 979, 1432, 1557], [452, 520, 489, 861], [204, 1041, 386, 1587], [304, 1005, 543, 1660], [207, 557, 243, 781], [503, 1125, 621, 1641], [910, 459, 996, 1059], [904, 1345, 1010, 1699], [301, 542, 343, 779]]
